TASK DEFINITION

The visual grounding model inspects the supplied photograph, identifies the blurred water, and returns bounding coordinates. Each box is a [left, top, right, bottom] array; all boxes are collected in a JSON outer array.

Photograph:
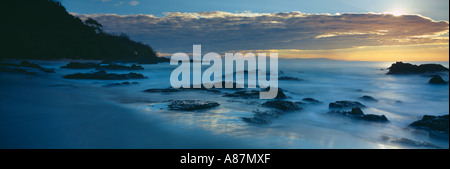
[[1, 59, 448, 148]]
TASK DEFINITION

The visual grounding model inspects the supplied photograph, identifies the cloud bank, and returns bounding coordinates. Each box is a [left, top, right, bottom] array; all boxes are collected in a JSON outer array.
[[76, 11, 449, 53]]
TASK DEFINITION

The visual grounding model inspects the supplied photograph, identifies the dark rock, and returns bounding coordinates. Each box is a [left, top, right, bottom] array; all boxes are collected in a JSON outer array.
[[355, 89, 364, 92], [20, 61, 55, 73], [0, 66, 35, 75], [302, 98, 323, 104], [261, 100, 302, 111], [428, 75, 448, 84], [387, 62, 449, 74], [359, 95, 379, 102], [168, 100, 220, 111], [103, 81, 139, 87], [274, 90, 289, 99], [380, 136, 442, 149], [328, 107, 389, 123], [201, 81, 243, 89], [61, 62, 144, 70], [63, 70, 146, 80], [1, 61, 54, 73], [20, 61, 43, 68], [224, 90, 261, 99], [223, 89, 289, 99], [295, 101, 306, 106], [328, 107, 365, 117], [360, 114, 389, 122], [241, 109, 281, 125], [143, 88, 180, 93], [39, 68, 55, 73], [98, 64, 144, 70], [390, 138, 442, 149], [0, 63, 20, 67], [409, 114, 449, 136], [329, 101, 366, 109], [279, 76, 303, 81], [61, 62, 100, 69], [183, 87, 221, 93]]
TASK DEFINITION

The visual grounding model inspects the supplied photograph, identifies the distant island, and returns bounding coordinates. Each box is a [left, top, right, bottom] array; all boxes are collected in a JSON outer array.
[[387, 62, 449, 75], [2, 0, 168, 64]]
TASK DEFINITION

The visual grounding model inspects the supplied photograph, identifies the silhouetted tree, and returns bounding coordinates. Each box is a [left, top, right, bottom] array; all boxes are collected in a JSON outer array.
[[1, 0, 167, 64], [85, 18, 103, 33]]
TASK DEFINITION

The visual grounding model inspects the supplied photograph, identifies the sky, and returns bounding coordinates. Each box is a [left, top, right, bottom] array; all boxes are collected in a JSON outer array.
[[61, 0, 449, 61]]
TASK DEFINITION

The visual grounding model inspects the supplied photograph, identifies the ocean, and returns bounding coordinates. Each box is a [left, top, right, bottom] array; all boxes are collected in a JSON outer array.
[[0, 59, 448, 148]]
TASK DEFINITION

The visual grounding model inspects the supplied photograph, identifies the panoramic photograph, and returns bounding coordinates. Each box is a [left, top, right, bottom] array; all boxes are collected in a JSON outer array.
[[0, 0, 449, 150]]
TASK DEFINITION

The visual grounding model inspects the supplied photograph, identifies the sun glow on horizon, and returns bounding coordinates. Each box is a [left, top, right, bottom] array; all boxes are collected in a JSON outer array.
[[385, 8, 408, 16]]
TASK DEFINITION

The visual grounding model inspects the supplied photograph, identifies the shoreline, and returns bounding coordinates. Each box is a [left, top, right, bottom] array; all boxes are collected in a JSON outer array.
[[0, 72, 256, 149]]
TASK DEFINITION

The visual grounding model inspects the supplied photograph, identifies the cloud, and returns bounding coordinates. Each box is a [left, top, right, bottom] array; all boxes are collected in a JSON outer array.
[[76, 11, 449, 53], [128, 1, 139, 6]]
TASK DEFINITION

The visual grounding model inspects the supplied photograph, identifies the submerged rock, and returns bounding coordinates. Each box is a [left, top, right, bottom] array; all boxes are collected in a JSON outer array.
[[143, 88, 180, 93], [0, 66, 35, 75], [328, 107, 389, 123], [98, 64, 144, 70], [387, 62, 449, 74], [329, 101, 366, 109], [360, 114, 389, 122], [328, 107, 364, 117], [20, 61, 42, 68], [241, 109, 281, 125], [261, 100, 302, 111], [1, 61, 54, 73], [168, 100, 220, 111], [103, 81, 139, 87], [409, 114, 449, 138], [359, 95, 379, 102], [380, 136, 442, 149], [204, 81, 243, 89], [390, 138, 442, 149], [63, 70, 146, 80], [302, 98, 323, 104], [61, 62, 144, 70], [224, 90, 261, 99], [428, 75, 448, 84], [278, 76, 303, 81], [61, 62, 100, 69], [223, 89, 288, 99]]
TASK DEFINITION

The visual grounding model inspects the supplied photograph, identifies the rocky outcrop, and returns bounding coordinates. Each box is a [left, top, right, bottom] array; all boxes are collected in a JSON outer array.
[[241, 109, 281, 125], [387, 62, 449, 74], [261, 100, 302, 111], [143, 88, 180, 93], [359, 95, 379, 102], [103, 81, 139, 87], [63, 70, 146, 80], [379, 136, 442, 149], [278, 76, 303, 81], [428, 75, 448, 84], [0, 61, 55, 73], [223, 89, 288, 99], [409, 114, 449, 138], [302, 98, 323, 104], [168, 100, 220, 111], [61, 62, 100, 69], [329, 101, 366, 109], [61, 62, 144, 70], [328, 107, 389, 123]]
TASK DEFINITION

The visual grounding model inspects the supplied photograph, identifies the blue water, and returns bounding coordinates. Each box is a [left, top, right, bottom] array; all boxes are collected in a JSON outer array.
[[1, 59, 448, 148]]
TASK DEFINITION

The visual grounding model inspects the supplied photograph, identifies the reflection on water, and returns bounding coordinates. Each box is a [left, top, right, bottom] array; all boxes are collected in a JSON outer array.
[[125, 60, 449, 148], [12, 59, 448, 149]]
